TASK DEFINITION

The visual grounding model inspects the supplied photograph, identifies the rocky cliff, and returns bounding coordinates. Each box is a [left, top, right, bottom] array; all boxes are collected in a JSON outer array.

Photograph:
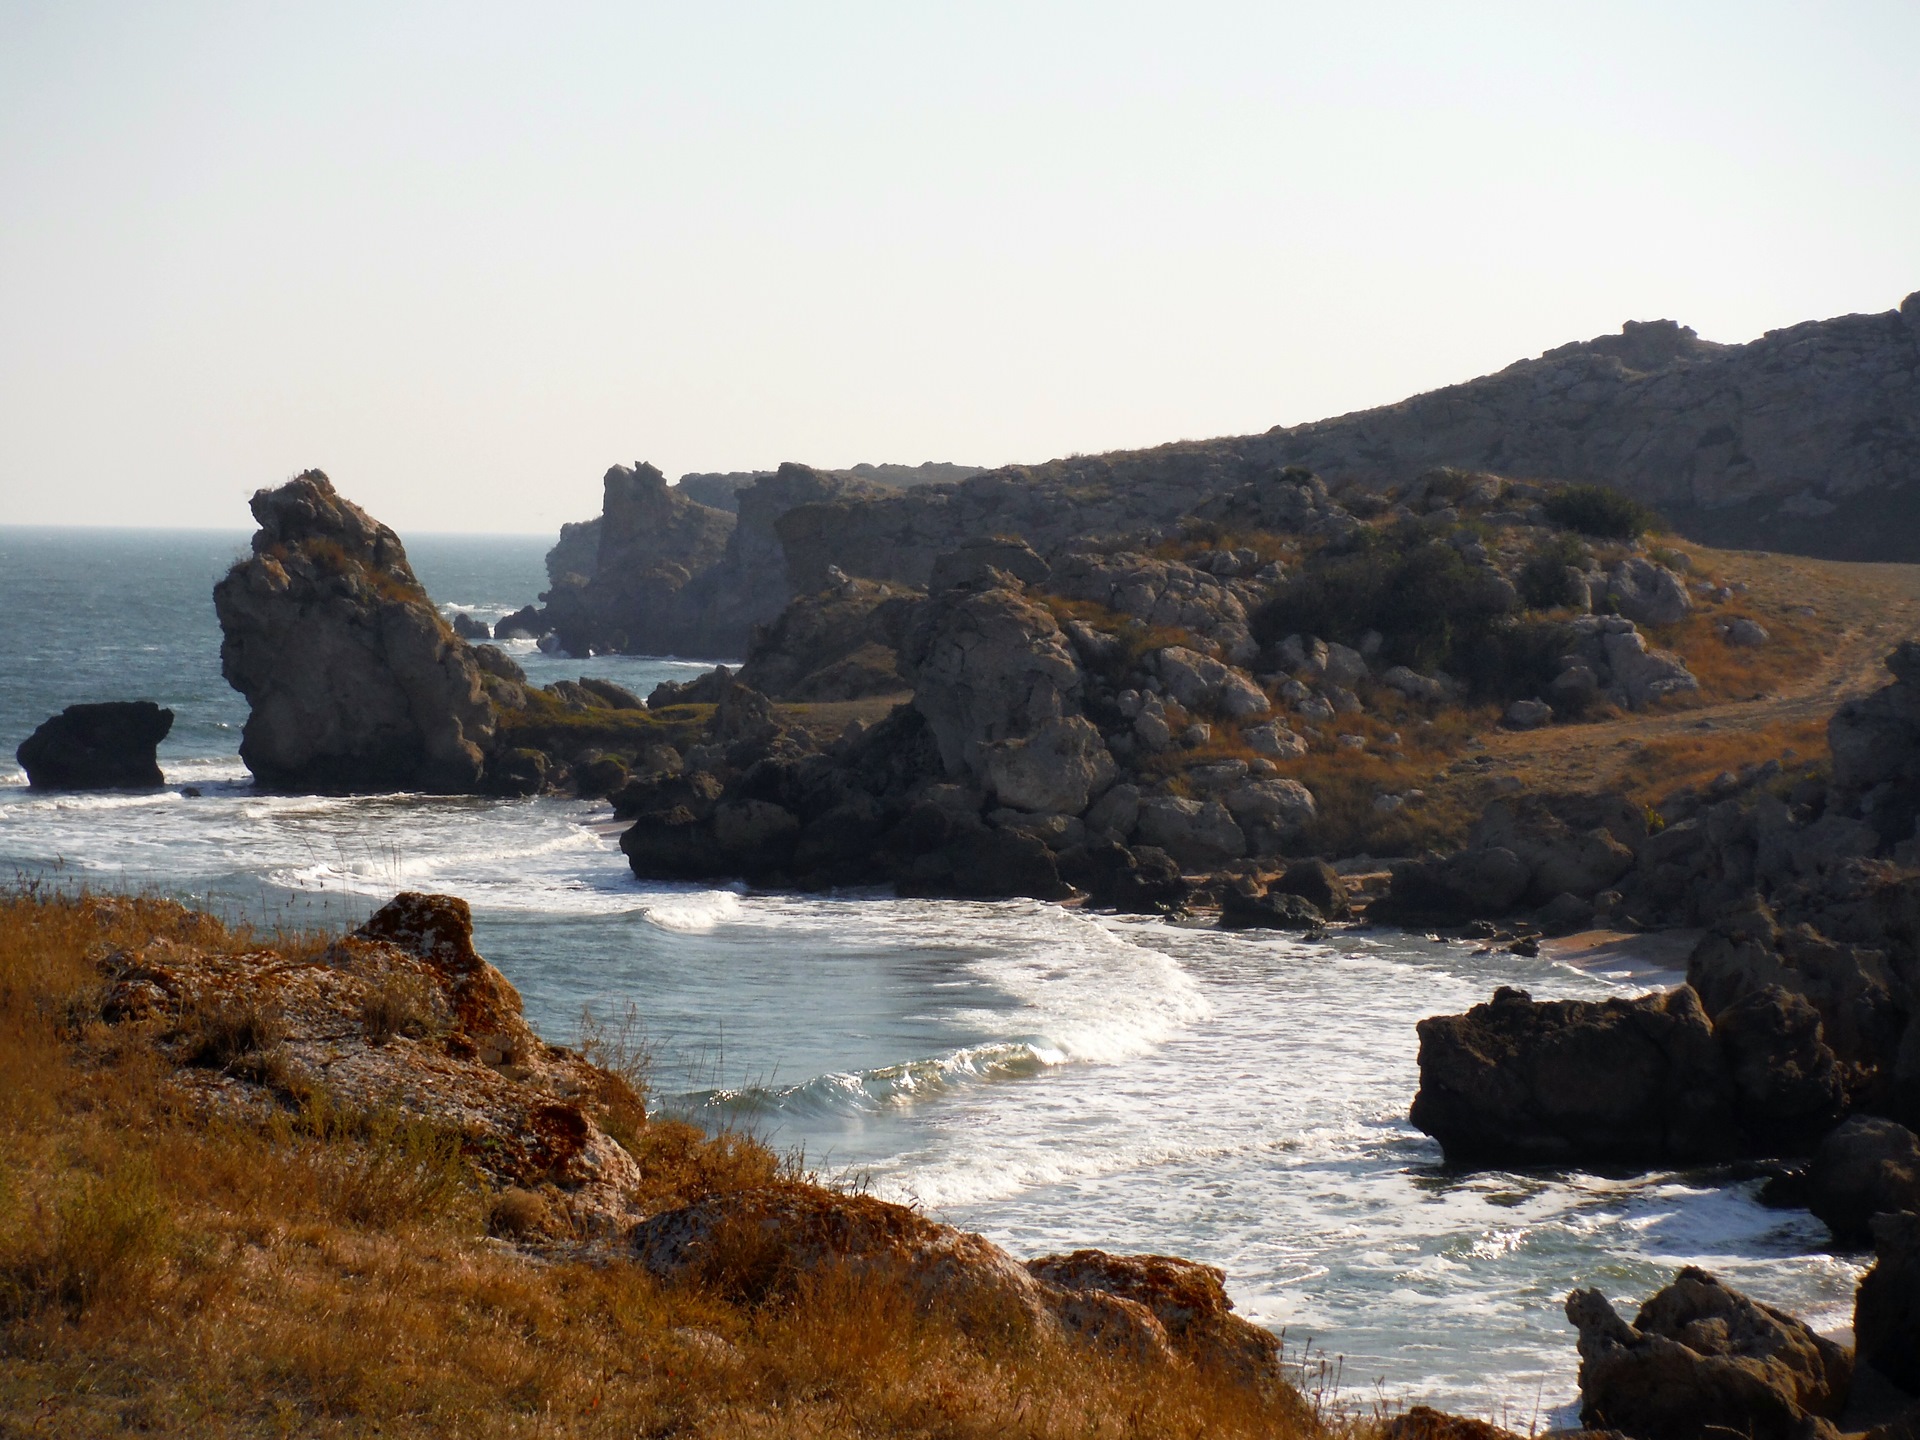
[[213, 470, 496, 792], [514, 291, 1919, 659]]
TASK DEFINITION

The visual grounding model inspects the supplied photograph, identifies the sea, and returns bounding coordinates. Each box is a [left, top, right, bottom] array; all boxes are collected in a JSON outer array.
[[0, 525, 1862, 1424]]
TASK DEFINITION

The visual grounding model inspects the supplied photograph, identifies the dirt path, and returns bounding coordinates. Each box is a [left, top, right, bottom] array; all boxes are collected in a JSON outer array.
[[1473, 551, 1920, 800]]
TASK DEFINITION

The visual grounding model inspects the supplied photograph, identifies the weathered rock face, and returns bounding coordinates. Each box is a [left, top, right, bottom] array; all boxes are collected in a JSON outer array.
[[101, 890, 644, 1233], [1857, 1210, 1920, 1392], [1566, 1267, 1853, 1440], [1269, 294, 1920, 561], [541, 463, 736, 656], [16, 701, 172, 789], [1807, 1116, 1920, 1248], [908, 583, 1088, 786], [1410, 986, 1736, 1165], [631, 1186, 1285, 1388], [735, 576, 918, 701], [1830, 640, 1920, 850], [213, 471, 496, 793]]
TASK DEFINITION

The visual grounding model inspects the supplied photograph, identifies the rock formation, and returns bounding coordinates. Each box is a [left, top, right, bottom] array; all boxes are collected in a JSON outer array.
[[515, 292, 1920, 658], [213, 470, 496, 792], [16, 701, 172, 789], [1565, 1268, 1853, 1440]]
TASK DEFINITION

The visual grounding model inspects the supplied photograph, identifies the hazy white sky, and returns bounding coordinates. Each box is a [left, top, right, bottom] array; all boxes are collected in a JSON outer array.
[[2, 2, 1916, 533]]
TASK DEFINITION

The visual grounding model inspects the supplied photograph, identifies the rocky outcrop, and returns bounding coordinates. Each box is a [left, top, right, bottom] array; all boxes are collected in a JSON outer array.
[[100, 891, 644, 1233], [1565, 1268, 1853, 1440], [1410, 986, 1735, 1165], [631, 1189, 1285, 1387], [213, 471, 496, 793], [735, 576, 918, 701], [1829, 640, 1920, 852], [16, 701, 172, 789], [1857, 1211, 1920, 1392], [1807, 1117, 1920, 1248], [1268, 293, 1920, 561]]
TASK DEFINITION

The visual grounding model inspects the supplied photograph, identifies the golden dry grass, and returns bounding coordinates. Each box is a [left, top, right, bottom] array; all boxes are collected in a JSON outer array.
[[0, 889, 1343, 1439]]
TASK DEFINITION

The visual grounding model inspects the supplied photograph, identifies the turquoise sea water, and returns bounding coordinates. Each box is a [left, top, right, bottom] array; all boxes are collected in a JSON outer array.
[[0, 525, 1860, 1423]]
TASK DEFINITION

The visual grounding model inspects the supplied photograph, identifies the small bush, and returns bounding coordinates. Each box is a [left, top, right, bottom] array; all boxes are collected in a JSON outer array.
[[1250, 529, 1516, 677], [290, 1097, 480, 1231], [488, 1186, 552, 1238], [1517, 533, 1591, 609], [183, 998, 283, 1069], [360, 974, 436, 1045], [1542, 483, 1661, 540]]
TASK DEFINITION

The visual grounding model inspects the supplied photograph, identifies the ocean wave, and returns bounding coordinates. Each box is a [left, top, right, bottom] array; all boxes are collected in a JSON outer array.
[[638, 887, 746, 932]]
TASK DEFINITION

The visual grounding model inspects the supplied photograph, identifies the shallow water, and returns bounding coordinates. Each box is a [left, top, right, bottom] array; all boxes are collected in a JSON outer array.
[[0, 526, 1861, 1421]]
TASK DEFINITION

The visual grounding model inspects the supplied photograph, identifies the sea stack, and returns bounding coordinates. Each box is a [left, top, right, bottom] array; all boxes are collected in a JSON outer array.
[[16, 701, 173, 789], [213, 470, 494, 793]]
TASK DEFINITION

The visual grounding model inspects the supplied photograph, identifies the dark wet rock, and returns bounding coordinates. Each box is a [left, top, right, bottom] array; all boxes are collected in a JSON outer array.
[[482, 747, 548, 798], [1218, 879, 1323, 931], [1712, 986, 1847, 1152], [493, 604, 545, 640], [1857, 1210, 1920, 1393], [1271, 858, 1350, 918], [1566, 1267, 1852, 1440], [1057, 842, 1189, 915], [1387, 847, 1531, 923], [17, 701, 172, 789], [1410, 986, 1735, 1165], [213, 471, 495, 793], [1808, 1117, 1920, 1248], [1135, 795, 1247, 870]]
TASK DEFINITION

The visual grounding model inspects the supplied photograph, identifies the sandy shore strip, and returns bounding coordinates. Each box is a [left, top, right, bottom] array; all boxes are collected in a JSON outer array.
[[1545, 927, 1701, 986]]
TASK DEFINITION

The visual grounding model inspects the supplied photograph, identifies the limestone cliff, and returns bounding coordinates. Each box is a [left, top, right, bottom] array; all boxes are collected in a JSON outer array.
[[214, 470, 495, 792]]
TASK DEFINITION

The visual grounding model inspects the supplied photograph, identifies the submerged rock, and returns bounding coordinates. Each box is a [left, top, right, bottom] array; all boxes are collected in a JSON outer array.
[[17, 701, 172, 789], [213, 471, 495, 793], [1566, 1267, 1852, 1440]]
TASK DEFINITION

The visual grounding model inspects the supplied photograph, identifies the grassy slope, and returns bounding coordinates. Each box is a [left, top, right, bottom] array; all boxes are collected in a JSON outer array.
[[0, 892, 1342, 1439]]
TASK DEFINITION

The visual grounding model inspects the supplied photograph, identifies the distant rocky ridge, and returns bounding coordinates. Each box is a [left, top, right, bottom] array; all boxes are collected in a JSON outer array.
[[507, 290, 1918, 659]]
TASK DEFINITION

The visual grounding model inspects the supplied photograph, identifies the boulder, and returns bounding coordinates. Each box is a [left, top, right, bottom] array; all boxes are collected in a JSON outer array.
[[16, 701, 172, 789], [212, 471, 495, 793], [1565, 1267, 1852, 1440], [910, 586, 1085, 782], [1725, 617, 1772, 648], [631, 1187, 1282, 1385], [983, 716, 1116, 816], [927, 536, 1050, 592], [1243, 721, 1309, 759], [1606, 558, 1694, 627], [1135, 796, 1246, 870], [1602, 628, 1701, 709], [1410, 986, 1736, 1165], [1380, 665, 1449, 703], [1153, 646, 1233, 711], [1807, 1117, 1920, 1248], [1388, 847, 1532, 922], [1222, 778, 1318, 853], [1857, 1211, 1920, 1392], [1712, 986, 1847, 1151], [1082, 782, 1141, 840], [1504, 699, 1554, 730], [1271, 858, 1350, 918], [1219, 879, 1324, 931], [1057, 842, 1189, 914]]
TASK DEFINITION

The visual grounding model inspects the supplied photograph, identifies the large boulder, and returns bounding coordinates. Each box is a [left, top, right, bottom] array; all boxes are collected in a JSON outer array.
[[1606, 557, 1694, 627], [1410, 986, 1735, 1165], [909, 586, 1086, 783], [983, 716, 1116, 816], [16, 701, 172, 789], [1857, 1210, 1920, 1393], [1565, 1268, 1852, 1440], [213, 471, 495, 793], [1808, 1117, 1920, 1248], [631, 1186, 1285, 1388], [1135, 796, 1247, 870], [1387, 847, 1532, 922], [1222, 779, 1318, 853]]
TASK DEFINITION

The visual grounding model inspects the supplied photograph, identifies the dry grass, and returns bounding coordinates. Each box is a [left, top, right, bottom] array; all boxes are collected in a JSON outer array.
[[0, 888, 1341, 1439], [1619, 715, 1830, 808]]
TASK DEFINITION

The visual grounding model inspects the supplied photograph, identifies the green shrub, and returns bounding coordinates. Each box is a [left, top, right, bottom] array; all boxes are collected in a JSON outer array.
[[1518, 533, 1591, 609], [1250, 529, 1515, 675], [1542, 483, 1661, 540]]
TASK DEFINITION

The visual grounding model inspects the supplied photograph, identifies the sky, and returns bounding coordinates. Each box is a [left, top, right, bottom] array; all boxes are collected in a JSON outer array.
[[1, 3, 1916, 534]]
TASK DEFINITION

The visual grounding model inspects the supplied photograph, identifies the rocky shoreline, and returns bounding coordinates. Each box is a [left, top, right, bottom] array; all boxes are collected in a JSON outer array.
[[15, 451, 1920, 1433]]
